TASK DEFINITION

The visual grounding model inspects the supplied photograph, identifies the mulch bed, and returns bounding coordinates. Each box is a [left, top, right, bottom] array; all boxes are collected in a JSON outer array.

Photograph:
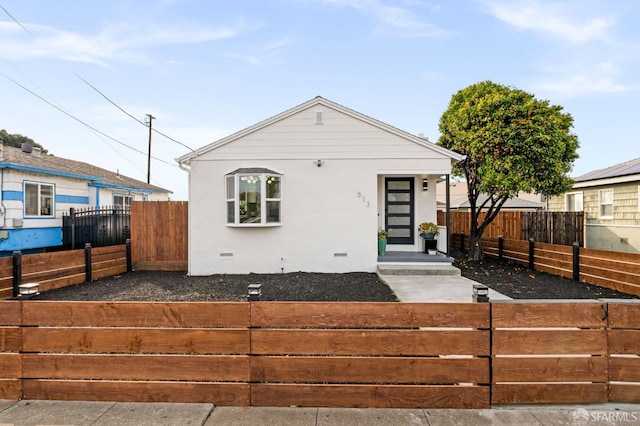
[[31, 248, 639, 302]]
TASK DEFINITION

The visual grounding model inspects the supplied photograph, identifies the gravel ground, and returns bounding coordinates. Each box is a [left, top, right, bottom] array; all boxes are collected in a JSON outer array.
[[31, 248, 639, 302]]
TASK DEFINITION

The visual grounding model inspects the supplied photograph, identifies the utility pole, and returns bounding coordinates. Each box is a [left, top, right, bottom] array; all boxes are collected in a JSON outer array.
[[145, 114, 155, 184]]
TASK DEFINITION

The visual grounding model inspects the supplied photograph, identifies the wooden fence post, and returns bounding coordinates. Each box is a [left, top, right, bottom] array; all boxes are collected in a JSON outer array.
[[12, 250, 21, 298], [126, 239, 132, 272], [498, 236, 504, 261], [528, 238, 535, 270], [572, 242, 580, 281], [85, 243, 92, 282]]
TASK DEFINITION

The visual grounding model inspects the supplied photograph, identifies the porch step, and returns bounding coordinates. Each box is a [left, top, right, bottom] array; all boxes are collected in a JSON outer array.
[[377, 263, 461, 276]]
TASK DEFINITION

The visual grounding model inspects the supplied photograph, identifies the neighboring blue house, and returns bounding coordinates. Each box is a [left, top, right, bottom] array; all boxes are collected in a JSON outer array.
[[0, 143, 171, 253]]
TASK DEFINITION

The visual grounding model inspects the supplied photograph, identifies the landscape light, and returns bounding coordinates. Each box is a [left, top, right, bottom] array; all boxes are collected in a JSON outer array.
[[247, 284, 262, 301], [18, 282, 40, 298], [472, 284, 489, 303]]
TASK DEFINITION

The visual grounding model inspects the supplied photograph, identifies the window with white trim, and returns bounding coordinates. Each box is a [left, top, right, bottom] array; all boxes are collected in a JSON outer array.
[[114, 194, 133, 210], [599, 189, 613, 218], [565, 192, 583, 212], [226, 168, 281, 225], [24, 181, 54, 217]]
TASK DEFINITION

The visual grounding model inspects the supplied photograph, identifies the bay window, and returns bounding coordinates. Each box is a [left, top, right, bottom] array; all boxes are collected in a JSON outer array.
[[226, 168, 281, 226]]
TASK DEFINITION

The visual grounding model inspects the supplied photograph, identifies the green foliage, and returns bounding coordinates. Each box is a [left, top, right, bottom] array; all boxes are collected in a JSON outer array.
[[438, 81, 578, 198], [437, 81, 579, 259], [0, 129, 49, 154]]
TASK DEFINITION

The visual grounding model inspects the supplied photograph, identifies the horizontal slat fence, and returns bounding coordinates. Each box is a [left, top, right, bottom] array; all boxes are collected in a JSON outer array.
[[0, 244, 128, 300], [1, 300, 639, 407], [454, 234, 640, 297], [607, 300, 640, 402], [492, 301, 609, 404], [250, 302, 490, 408], [18, 302, 251, 405]]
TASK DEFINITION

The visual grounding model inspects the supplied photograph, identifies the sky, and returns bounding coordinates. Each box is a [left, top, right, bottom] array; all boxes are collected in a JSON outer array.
[[0, 0, 638, 201]]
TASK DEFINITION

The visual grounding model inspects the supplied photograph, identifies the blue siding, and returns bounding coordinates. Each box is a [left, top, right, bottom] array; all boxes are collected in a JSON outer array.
[[2, 190, 23, 201], [0, 227, 62, 252], [55, 194, 90, 204]]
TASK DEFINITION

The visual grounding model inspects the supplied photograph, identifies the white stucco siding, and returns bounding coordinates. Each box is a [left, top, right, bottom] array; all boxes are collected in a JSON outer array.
[[189, 157, 387, 275], [198, 106, 443, 161]]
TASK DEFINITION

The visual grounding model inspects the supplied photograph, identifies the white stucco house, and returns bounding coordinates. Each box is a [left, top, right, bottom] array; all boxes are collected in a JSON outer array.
[[177, 96, 463, 275], [0, 143, 171, 254]]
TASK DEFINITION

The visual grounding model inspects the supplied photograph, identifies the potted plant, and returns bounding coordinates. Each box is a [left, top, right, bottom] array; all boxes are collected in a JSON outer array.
[[418, 222, 439, 239], [377, 228, 389, 256]]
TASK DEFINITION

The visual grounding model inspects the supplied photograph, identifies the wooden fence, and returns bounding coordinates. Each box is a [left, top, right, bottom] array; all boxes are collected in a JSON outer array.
[[0, 244, 128, 300], [130, 201, 188, 271], [439, 211, 583, 246], [1, 300, 638, 407], [453, 234, 640, 296]]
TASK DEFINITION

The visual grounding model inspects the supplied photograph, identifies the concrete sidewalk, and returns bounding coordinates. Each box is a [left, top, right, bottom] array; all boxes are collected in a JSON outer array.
[[1, 400, 639, 425]]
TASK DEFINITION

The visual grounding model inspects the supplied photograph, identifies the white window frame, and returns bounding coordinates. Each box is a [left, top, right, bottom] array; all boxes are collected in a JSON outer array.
[[638, 186, 640, 213], [24, 181, 55, 218], [599, 189, 613, 219], [113, 194, 134, 210], [565, 191, 583, 212], [226, 172, 282, 227]]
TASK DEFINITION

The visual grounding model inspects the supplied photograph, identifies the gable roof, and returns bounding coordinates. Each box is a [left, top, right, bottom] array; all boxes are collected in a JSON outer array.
[[177, 96, 464, 164], [572, 157, 640, 188], [0, 144, 170, 194]]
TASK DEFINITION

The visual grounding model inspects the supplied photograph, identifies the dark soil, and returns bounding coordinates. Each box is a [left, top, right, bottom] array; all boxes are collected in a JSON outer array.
[[31, 271, 398, 302], [32, 249, 639, 302], [451, 248, 639, 300]]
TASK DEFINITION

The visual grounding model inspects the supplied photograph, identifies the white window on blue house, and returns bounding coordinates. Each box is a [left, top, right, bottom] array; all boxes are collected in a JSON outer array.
[[24, 182, 54, 217], [114, 194, 133, 210], [226, 168, 281, 226]]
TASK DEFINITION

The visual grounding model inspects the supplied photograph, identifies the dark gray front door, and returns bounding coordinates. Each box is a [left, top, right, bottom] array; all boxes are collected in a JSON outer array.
[[385, 178, 414, 245]]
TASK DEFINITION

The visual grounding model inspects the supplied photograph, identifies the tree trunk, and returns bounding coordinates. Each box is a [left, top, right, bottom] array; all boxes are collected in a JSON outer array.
[[468, 231, 484, 261]]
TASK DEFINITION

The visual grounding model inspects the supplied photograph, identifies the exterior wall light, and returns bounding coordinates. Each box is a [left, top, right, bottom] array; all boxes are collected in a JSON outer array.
[[247, 283, 262, 301], [472, 284, 489, 303], [422, 179, 428, 191]]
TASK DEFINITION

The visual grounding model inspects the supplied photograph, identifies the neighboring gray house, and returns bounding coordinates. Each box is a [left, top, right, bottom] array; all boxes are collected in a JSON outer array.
[[449, 194, 544, 212], [547, 157, 640, 254], [0, 143, 171, 254]]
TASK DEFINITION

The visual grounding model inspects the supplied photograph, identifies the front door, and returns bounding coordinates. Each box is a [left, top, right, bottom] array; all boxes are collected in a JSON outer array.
[[385, 178, 414, 245]]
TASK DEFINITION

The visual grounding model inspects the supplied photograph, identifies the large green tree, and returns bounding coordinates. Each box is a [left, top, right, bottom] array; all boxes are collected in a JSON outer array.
[[0, 129, 48, 154], [438, 81, 579, 260]]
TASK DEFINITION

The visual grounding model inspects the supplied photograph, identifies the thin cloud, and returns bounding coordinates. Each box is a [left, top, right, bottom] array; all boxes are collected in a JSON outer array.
[[317, 0, 452, 37], [480, 0, 614, 44], [0, 20, 254, 65]]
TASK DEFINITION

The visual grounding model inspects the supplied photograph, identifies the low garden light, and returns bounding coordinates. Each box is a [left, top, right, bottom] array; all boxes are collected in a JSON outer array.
[[18, 282, 40, 299], [247, 284, 262, 301], [472, 284, 489, 303]]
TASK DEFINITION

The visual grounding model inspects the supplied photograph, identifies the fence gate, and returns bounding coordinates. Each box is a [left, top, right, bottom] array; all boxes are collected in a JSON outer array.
[[62, 206, 131, 249]]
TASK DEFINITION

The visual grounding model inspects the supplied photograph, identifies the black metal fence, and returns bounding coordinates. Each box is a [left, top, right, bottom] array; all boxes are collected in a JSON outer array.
[[62, 206, 131, 249]]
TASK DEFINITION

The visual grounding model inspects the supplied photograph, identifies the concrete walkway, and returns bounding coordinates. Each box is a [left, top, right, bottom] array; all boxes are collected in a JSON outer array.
[[379, 273, 512, 302], [1, 400, 639, 425]]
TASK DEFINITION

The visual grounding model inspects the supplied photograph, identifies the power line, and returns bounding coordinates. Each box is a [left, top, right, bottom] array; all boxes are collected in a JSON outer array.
[[1, 57, 154, 181], [0, 4, 30, 34], [0, 70, 178, 168], [75, 73, 195, 152]]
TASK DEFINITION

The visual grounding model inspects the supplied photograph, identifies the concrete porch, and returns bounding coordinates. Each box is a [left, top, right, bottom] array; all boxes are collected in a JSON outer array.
[[377, 251, 461, 275]]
